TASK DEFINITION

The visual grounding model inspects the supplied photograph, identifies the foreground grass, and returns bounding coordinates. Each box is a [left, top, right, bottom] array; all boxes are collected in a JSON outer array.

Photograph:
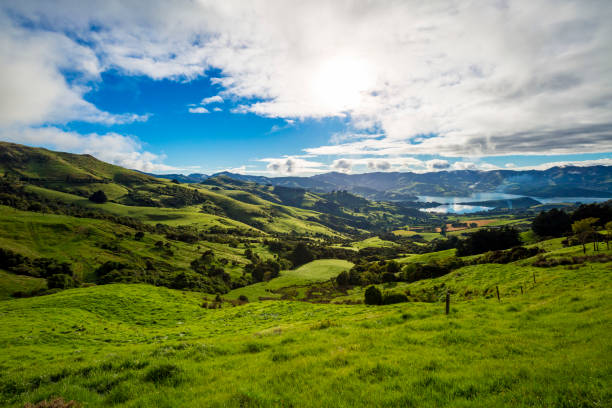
[[1, 253, 610, 407]]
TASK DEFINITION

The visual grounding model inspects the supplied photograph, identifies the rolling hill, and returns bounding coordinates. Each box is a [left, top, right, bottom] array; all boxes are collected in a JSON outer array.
[[2, 142, 428, 237]]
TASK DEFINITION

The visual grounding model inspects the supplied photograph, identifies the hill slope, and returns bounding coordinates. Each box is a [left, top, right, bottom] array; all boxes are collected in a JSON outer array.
[[0, 246, 609, 407]]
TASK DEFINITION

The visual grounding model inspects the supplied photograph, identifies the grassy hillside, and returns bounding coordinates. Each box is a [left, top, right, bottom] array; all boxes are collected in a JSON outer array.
[[0, 205, 273, 286], [0, 270, 46, 300], [226, 259, 354, 301], [0, 142, 361, 237], [0, 249, 609, 407]]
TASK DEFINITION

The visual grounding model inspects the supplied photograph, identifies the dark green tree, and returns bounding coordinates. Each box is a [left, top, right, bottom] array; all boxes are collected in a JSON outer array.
[[532, 208, 571, 237], [364, 285, 383, 305], [289, 242, 314, 268], [89, 190, 108, 204]]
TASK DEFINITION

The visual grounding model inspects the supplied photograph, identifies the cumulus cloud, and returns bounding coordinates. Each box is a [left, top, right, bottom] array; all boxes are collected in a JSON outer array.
[[261, 156, 325, 175], [331, 159, 353, 173], [201, 95, 224, 105], [426, 159, 451, 170], [188, 107, 210, 114], [0, 14, 147, 127], [0, 126, 178, 172], [452, 162, 478, 171]]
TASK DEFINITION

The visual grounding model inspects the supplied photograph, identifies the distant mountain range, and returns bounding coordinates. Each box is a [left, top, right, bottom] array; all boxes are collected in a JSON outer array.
[[152, 166, 612, 201]]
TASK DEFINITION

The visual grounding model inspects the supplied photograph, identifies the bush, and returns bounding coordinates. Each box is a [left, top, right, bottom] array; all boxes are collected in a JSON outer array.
[[134, 231, 145, 240], [336, 270, 350, 286], [89, 190, 108, 204], [382, 272, 396, 283], [238, 295, 249, 303], [289, 242, 314, 267], [382, 291, 409, 304], [476, 246, 542, 264], [47, 274, 75, 289], [364, 285, 383, 305]]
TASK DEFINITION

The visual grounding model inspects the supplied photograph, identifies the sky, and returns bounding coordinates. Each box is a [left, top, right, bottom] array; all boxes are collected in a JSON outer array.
[[0, 0, 611, 176]]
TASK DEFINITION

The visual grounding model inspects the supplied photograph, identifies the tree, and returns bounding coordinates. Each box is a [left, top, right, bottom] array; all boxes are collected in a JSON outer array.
[[571, 218, 598, 254], [47, 273, 75, 289], [532, 208, 572, 237], [289, 242, 314, 268], [605, 221, 612, 250], [89, 190, 108, 204], [456, 227, 521, 256], [364, 285, 383, 305], [336, 270, 350, 286], [134, 231, 145, 241]]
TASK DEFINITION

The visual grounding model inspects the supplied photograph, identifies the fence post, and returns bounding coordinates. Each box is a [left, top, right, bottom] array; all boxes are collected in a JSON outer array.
[[520, 285, 523, 295], [445, 291, 450, 315], [496, 286, 500, 303], [533, 272, 536, 284]]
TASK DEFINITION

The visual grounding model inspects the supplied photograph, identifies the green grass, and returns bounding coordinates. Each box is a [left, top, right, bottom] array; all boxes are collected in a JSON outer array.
[[0, 251, 610, 407], [226, 259, 354, 301], [395, 249, 457, 264], [351, 236, 398, 249], [26, 184, 343, 237], [0, 270, 46, 300], [0, 206, 263, 282]]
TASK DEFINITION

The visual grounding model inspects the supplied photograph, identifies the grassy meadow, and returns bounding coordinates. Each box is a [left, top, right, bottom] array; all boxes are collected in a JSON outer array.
[[0, 244, 610, 407]]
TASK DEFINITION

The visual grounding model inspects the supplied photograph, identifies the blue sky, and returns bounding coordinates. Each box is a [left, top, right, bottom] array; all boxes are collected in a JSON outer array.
[[1, 1, 611, 176]]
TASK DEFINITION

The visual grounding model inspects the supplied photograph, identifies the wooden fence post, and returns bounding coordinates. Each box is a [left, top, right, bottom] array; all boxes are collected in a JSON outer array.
[[496, 286, 500, 302], [533, 272, 536, 284], [445, 291, 450, 315], [520, 285, 523, 295]]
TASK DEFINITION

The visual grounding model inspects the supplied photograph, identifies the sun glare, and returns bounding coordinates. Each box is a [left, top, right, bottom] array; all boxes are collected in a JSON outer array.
[[310, 56, 373, 112]]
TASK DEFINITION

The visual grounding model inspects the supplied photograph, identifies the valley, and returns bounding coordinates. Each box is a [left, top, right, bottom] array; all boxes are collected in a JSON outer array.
[[0, 142, 611, 407]]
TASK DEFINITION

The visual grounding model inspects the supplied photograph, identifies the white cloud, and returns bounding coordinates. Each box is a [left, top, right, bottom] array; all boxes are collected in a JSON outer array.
[[0, 12, 147, 127], [261, 156, 326, 175], [213, 107, 222, 112], [0, 126, 178, 173], [188, 107, 210, 114], [201, 95, 223, 105], [452, 162, 478, 171], [1, 0, 611, 169]]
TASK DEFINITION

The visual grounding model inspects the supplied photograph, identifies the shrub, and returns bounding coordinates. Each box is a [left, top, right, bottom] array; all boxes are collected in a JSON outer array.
[[336, 270, 350, 286], [382, 291, 409, 305], [477, 246, 542, 264], [364, 285, 383, 305], [238, 295, 249, 303], [88, 190, 108, 204], [382, 272, 396, 283], [289, 242, 314, 267], [47, 274, 75, 289], [134, 231, 145, 240]]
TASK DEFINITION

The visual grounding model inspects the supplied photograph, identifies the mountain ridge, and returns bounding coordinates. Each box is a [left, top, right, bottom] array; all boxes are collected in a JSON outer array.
[[153, 165, 612, 200]]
